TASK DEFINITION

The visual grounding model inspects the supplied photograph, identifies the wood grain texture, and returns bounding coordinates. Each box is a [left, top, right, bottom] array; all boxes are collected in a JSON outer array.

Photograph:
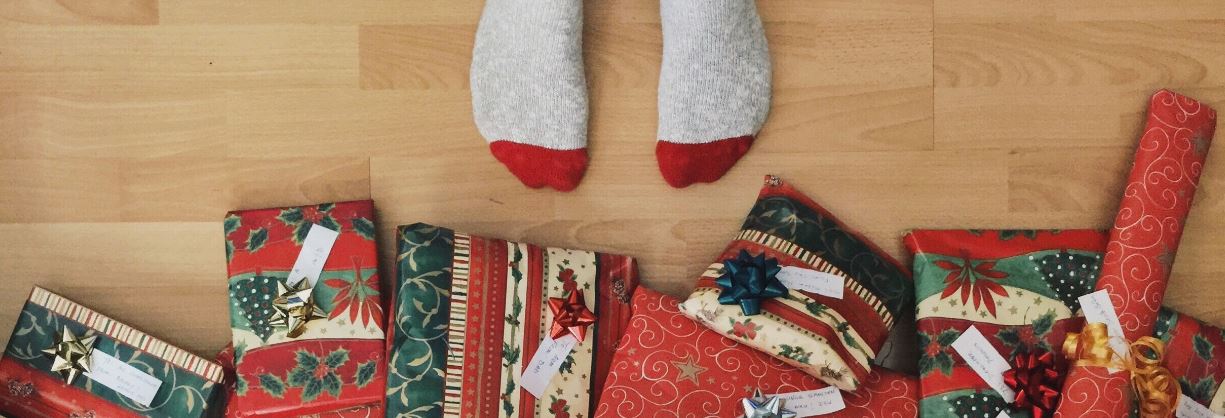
[[1, 1, 1223, 376]]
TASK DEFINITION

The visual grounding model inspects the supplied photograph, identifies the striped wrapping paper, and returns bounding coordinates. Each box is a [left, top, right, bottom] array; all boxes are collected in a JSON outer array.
[[385, 223, 639, 418], [1, 287, 224, 418], [678, 175, 914, 391]]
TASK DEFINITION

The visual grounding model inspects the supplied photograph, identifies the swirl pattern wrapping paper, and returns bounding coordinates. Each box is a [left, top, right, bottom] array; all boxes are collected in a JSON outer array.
[[1052, 90, 1217, 418], [596, 286, 919, 418]]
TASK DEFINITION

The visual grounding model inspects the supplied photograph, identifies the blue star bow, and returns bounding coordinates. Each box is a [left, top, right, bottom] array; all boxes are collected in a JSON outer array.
[[716, 250, 787, 316]]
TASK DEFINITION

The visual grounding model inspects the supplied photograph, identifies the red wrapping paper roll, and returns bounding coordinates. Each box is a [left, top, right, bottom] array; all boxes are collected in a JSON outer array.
[[1054, 90, 1217, 417]]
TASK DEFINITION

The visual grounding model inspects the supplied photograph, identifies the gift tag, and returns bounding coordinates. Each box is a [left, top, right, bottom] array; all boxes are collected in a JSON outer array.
[[1176, 394, 1224, 418], [776, 266, 844, 299], [996, 412, 1012, 418], [768, 387, 845, 417], [951, 326, 1016, 403], [1078, 290, 1130, 369], [520, 334, 579, 398], [85, 349, 163, 407], [286, 223, 340, 287]]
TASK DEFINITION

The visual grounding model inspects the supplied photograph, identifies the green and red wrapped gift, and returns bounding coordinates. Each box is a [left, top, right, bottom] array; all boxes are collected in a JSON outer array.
[[223, 201, 386, 417], [677, 175, 914, 390], [1, 287, 225, 418], [385, 223, 639, 418], [906, 229, 1225, 417]]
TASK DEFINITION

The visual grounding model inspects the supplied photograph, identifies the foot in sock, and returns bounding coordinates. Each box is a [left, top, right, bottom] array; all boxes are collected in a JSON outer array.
[[471, 0, 588, 191], [656, 0, 771, 188]]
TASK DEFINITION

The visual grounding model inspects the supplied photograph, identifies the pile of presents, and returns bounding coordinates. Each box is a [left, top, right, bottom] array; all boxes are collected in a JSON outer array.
[[0, 91, 1221, 418]]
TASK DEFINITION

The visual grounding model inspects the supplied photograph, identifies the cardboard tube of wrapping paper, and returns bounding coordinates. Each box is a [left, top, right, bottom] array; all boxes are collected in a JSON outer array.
[[1053, 90, 1217, 418]]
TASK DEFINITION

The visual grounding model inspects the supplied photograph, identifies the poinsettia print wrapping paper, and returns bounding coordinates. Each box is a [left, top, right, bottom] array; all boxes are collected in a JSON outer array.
[[224, 201, 386, 417], [1053, 90, 1217, 418], [386, 223, 639, 418], [905, 229, 1225, 416], [1, 287, 225, 418], [596, 286, 919, 418], [678, 175, 914, 391]]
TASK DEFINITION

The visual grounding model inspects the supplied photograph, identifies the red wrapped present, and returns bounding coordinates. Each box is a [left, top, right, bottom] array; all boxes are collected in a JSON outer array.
[[1, 287, 224, 418], [384, 223, 640, 418], [677, 175, 914, 391], [596, 285, 919, 418], [1054, 90, 1216, 418], [906, 229, 1225, 416], [223, 201, 386, 417]]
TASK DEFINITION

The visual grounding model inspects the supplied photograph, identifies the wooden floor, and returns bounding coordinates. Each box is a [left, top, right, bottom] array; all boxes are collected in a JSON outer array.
[[2, 1, 1224, 370]]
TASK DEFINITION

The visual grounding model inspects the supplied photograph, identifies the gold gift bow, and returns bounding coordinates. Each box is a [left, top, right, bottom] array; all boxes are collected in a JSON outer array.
[[1063, 322, 1181, 418]]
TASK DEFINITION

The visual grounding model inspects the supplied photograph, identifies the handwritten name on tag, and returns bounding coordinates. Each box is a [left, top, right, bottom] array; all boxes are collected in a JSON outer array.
[[520, 334, 579, 398], [769, 387, 845, 417], [85, 349, 162, 407], [1078, 290, 1130, 369], [1176, 394, 1224, 418], [951, 326, 1016, 403], [776, 266, 844, 300], [286, 223, 340, 287]]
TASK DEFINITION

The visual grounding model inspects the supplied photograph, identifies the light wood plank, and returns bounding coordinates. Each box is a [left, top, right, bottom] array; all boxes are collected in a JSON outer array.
[[0, 0, 158, 25], [0, 26, 358, 92], [0, 92, 228, 158], [0, 158, 371, 222]]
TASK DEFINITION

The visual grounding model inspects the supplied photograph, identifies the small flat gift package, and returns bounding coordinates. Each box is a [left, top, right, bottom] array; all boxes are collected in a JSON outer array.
[[906, 229, 1225, 417], [596, 285, 918, 418], [385, 223, 640, 418], [677, 175, 914, 390], [223, 201, 386, 417], [1, 287, 225, 418]]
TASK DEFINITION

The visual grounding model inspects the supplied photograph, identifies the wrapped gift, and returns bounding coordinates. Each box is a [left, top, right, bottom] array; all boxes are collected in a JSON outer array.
[[213, 344, 376, 418], [224, 201, 386, 417], [905, 229, 1225, 416], [1, 287, 224, 418], [1055, 90, 1216, 418], [677, 175, 914, 390], [385, 223, 640, 418], [596, 285, 919, 418]]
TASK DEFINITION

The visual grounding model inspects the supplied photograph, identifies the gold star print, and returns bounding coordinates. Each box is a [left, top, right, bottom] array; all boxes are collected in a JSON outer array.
[[1009, 306, 1018, 315], [1033, 297, 1043, 305], [961, 311, 967, 316], [1015, 290, 1024, 297], [671, 355, 708, 385], [948, 299, 957, 307]]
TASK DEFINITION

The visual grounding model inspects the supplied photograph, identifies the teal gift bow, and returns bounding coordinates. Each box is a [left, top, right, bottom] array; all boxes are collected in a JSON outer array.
[[716, 250, 787, 316]]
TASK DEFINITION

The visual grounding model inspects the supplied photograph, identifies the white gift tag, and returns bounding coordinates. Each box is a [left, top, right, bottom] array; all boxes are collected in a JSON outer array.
[[769, 387, 845, 417], [520, 334, 579, 398], [1176, 394, 1224, 418], [950, 326, 1016, 403], [997, 412, 1012, 418], [1078, 290, 1130, 370], [84, 349, 163, 407], [286, 223, 340, 287], [776, 266, 844, 299]]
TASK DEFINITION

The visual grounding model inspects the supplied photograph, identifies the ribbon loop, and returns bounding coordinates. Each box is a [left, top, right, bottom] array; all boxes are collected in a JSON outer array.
[[1063, 322, 1180, 418]]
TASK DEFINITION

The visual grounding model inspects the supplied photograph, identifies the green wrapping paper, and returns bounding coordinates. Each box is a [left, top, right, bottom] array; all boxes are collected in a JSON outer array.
[[905, 229, 1225, 417]]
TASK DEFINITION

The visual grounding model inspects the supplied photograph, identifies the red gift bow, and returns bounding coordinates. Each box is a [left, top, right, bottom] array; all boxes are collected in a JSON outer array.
[[1002, 351, 1062, 418], [548, 291, 597, 342]]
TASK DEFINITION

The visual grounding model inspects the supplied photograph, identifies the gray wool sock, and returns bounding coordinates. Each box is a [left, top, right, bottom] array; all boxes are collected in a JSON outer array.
[[657, 0, 771, 144], [470, 0, 588, 151]]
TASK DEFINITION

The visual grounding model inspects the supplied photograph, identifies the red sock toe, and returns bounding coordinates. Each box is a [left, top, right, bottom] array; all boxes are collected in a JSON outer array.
[[490, 141, 588, 192], [656, 135, 755, 188]]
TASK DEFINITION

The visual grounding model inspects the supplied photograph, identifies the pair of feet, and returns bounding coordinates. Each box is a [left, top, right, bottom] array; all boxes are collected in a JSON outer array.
[[472, 0, 771, 191]]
